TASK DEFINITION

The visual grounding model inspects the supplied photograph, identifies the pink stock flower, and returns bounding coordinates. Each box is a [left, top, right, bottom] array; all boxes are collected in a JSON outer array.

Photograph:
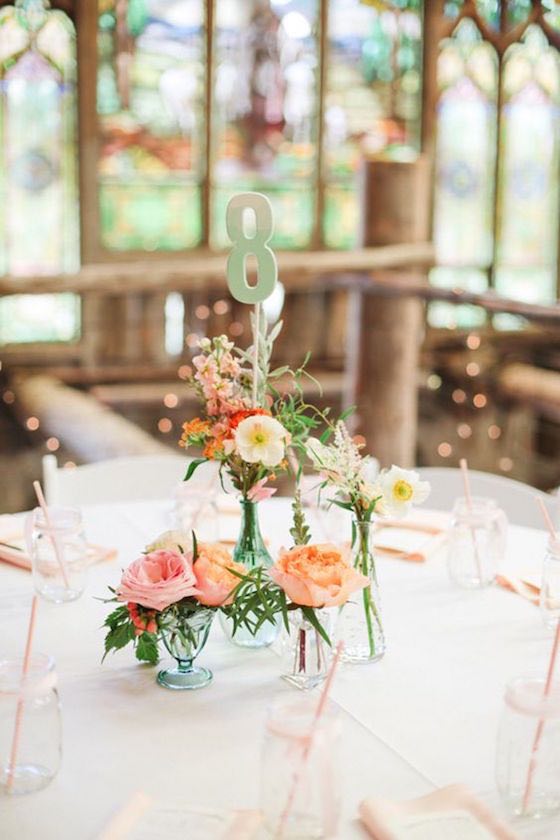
[[269, 544, 369, 608], [116, 550, 199, 612], [247, 477, 277, 503], [193, 544, 247, 607]]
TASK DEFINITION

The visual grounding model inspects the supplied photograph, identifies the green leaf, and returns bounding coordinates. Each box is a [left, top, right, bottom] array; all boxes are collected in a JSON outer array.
[[102, 620, 134, 661], [301, 606, 332, 646], [191, 530, 198, 561], [184, 458, 207, 482], [135, 633, 159, 665]]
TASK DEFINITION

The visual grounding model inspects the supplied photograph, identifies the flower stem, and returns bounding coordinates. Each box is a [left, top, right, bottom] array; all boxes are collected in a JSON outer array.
[[358, 525, 376, 658]]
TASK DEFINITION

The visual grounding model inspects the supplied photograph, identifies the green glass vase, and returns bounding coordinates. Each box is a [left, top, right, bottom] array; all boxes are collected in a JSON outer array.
[[220, 499, 279, 648]]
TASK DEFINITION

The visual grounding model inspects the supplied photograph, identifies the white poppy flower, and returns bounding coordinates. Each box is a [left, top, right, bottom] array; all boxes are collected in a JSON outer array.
[[235, 415, 289, 467], [378, 466, 430, 518]]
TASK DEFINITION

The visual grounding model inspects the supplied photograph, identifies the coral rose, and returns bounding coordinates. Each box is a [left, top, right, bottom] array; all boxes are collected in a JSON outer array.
[[116, 550, 199, 612], [270, 544, 368, 608], [193, 543, 247, 607]]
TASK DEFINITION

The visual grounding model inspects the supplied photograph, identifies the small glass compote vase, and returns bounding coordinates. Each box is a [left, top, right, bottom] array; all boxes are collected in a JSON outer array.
[[157, 605, 214, 690]]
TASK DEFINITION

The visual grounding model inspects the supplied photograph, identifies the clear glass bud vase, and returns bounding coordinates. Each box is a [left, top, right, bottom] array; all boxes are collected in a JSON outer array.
[[281, 609, 332, 691], [157, 606, 214, 690], [335, 519, 385, 664], [219, 499, 279, 648]]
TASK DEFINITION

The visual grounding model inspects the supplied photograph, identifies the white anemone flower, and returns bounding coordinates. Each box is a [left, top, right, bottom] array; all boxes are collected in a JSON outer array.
[[235, 415, 289, 467], [378, 466, 430, 518]]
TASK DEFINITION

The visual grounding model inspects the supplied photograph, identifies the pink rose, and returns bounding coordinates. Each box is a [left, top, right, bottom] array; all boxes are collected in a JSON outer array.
[[116, 550, 199, 611], [193, 543, 247, 607], [269, 544, 369, 608]]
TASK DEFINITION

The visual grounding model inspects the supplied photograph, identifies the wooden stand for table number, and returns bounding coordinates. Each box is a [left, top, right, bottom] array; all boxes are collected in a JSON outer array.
[[225, 193, 278, 408]]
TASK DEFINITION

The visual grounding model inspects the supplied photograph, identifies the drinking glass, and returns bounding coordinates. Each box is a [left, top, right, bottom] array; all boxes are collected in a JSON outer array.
[[260, 697, 341, 838], [496, 676, 560, 818], [447, 497, 507, 588], [28, 507, 88, 603], [0, 654, 61, 795], [173, 483, 220, 543], [540, 537, 560, 630]]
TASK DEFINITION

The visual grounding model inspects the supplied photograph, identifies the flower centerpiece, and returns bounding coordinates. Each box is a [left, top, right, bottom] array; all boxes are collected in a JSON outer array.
[[225, 492, 368, 689], [179, 322, 322, 647], [102, 531, 247, 690], [306, 421, 430, 663]]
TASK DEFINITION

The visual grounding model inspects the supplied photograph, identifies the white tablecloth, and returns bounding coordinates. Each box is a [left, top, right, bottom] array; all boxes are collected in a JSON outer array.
[[1, 498, 558, 839]]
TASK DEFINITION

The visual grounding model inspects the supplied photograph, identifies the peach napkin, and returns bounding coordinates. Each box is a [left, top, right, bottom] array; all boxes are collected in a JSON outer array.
[[359, 785, 519, 840], [0, 515, 116, 572], [373, 510, 449, 563], [496, 574, 540, 606]]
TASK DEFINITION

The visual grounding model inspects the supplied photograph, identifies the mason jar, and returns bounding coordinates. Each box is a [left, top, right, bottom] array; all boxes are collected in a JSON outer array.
[[448, 497, 507, 588], [540, 537, 560, 631], [260, 697, 341, 838], [0, 654, 62, 795], [496, 676, 560, 818], [28, 507, 88, 603]]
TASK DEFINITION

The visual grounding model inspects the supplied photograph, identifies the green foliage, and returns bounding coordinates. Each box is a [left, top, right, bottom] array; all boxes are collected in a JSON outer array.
[[102, 604, 135, 662], [222, 565, 292, 639], [290, 490, 311, 546], [135, 632, 159, 664], [102, 603, 160, 665], [184, 458, 207, 482]]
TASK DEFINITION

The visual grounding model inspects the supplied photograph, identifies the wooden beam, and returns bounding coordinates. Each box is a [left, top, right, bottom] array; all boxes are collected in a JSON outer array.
[[13, 375, 170, 462], [0, 243, 434, 295]]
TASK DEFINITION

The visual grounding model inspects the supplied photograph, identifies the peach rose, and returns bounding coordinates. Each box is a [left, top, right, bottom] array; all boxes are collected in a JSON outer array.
[[193, 543, 247, 607], [269, 544, 369, 608], [116, 550, 199, 611]]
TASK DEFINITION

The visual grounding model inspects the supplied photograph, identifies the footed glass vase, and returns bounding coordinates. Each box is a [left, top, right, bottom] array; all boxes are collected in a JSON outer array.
[[157, 607, 214, 690], [281, 609, 332, 690], [336, 519, 385, 664], [220, 499, 279, 648]]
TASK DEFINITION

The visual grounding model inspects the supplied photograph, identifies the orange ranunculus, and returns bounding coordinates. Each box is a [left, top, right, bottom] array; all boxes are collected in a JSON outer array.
[[227, 407, 270, 431], [193, 543, 247, 607], [203, 437, 225, 459], [269, 544, 368, 608], [179, 417, 211, 448]]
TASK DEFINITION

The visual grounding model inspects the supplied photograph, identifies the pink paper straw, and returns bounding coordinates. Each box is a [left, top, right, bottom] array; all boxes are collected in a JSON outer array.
[[275, 641, 344, 838], [6, 595, 38, 793], [459, 458, 483, 583], [33, 480, 70, 589], [522, 498, 560, 814]]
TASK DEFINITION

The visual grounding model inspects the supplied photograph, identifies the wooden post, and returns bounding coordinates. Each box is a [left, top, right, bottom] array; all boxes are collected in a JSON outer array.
[[351, 155, 431, 467]]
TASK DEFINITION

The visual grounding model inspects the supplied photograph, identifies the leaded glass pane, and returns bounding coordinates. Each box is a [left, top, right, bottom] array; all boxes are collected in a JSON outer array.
[[0, 4, 78, 275], [0, 2, 80, 345], [0, 293, 80, 344], [211, 0, 319, 250], [324, 0, 422, 248], [433, 19, 497, 270], [495, 25, 560, 302], [97, 0, 205, 251]]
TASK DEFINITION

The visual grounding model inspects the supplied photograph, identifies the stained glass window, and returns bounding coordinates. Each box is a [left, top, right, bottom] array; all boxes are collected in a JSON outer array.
[[211, 0, 319, 250], [324, 0, 422, 248], [0, 0, 79, 344], [97, 0, 205, 252], [495, 25, 560, 303]]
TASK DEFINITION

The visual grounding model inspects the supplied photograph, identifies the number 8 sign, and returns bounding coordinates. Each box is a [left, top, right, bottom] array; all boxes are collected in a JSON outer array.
[[226, 192, 278, 304]]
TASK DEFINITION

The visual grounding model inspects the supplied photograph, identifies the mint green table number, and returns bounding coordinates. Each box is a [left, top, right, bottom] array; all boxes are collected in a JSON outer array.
[[226, 192, 278, 305], [226, 193, 278, 406]]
